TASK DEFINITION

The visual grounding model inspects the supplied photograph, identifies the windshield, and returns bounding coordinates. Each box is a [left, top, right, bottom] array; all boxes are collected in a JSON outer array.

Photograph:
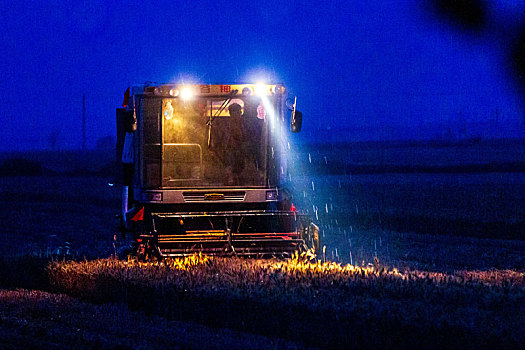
[[140, 95, 270, 188]]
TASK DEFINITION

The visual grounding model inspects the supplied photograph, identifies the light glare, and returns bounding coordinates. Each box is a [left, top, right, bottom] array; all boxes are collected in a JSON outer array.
[[181, 87, 193, 99], [255, 84, 267, 96]]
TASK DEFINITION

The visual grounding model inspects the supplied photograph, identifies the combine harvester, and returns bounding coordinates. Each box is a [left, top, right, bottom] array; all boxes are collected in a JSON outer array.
[[116, 83, 319, 259]]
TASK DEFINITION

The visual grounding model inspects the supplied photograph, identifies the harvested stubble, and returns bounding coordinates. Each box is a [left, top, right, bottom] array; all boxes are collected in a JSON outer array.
[[0, 289, 299, 350], [48, 252, 525, 349]]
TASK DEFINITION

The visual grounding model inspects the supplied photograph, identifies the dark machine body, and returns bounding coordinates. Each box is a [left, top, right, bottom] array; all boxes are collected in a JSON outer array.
[[117, 83, 318, 258]]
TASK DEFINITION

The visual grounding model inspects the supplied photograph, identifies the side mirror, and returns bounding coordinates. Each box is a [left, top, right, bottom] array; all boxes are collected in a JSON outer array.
[[288, 96, 302, 132], [291, 110, 302, 133], [285, 98, 295, 111]]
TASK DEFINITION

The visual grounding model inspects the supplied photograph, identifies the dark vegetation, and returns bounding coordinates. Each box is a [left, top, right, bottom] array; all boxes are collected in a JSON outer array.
[[309, 161, 525, 175], [0, 289, 297, 349], [298, 139, 525, 175], [306, 177, 525, 241], [0, 254, 522, 349], [291, 139, 525, 243], [0, 256, 50, 290], [0, 150, 118, 177], [0, 158, 43, 176]]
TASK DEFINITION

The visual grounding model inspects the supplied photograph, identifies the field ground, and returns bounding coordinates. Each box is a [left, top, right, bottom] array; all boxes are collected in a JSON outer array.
[[0, 141, 524, 348], [0, 289, 298, 349], [1, 254, 523, 349]]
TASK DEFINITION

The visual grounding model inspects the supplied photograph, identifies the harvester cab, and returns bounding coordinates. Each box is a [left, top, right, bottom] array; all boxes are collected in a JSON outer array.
[[116, 83, 319, 258]]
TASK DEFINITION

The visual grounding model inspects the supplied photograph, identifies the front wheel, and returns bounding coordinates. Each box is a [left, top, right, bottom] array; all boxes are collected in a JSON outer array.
[[135, 239, 163, 262]]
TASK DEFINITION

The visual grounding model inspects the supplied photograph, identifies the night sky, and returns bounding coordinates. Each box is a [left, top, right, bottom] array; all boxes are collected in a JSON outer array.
[[1, 1, 524, 151]]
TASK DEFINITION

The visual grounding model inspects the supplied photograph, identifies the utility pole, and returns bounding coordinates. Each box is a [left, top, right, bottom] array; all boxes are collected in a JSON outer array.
[[82, 94, 86, 151]]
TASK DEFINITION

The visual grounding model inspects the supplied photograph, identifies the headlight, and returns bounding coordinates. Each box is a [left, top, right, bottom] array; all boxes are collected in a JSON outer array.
[[181, 87, 193, 99], [273, 85, 284, 94], [255, 83, 267, 96]]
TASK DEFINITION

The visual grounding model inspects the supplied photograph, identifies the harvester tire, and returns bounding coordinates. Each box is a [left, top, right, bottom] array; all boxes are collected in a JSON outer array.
[[136, 241, 163, 262], [301, 222, 320, 255]]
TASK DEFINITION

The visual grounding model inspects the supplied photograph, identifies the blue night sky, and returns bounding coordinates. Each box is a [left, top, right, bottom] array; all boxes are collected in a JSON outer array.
[[1, 1, 525, 150]]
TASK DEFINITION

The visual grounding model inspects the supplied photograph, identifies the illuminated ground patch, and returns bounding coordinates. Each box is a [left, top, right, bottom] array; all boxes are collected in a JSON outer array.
[[48, 254, 525, 348]]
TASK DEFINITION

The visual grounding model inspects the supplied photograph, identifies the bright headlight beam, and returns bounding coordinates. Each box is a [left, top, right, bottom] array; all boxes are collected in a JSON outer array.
[[260, 94, 289, 184], [255, 84, 267, 96], [181, 87, 193, 99], [260, 95, 276, 130]]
